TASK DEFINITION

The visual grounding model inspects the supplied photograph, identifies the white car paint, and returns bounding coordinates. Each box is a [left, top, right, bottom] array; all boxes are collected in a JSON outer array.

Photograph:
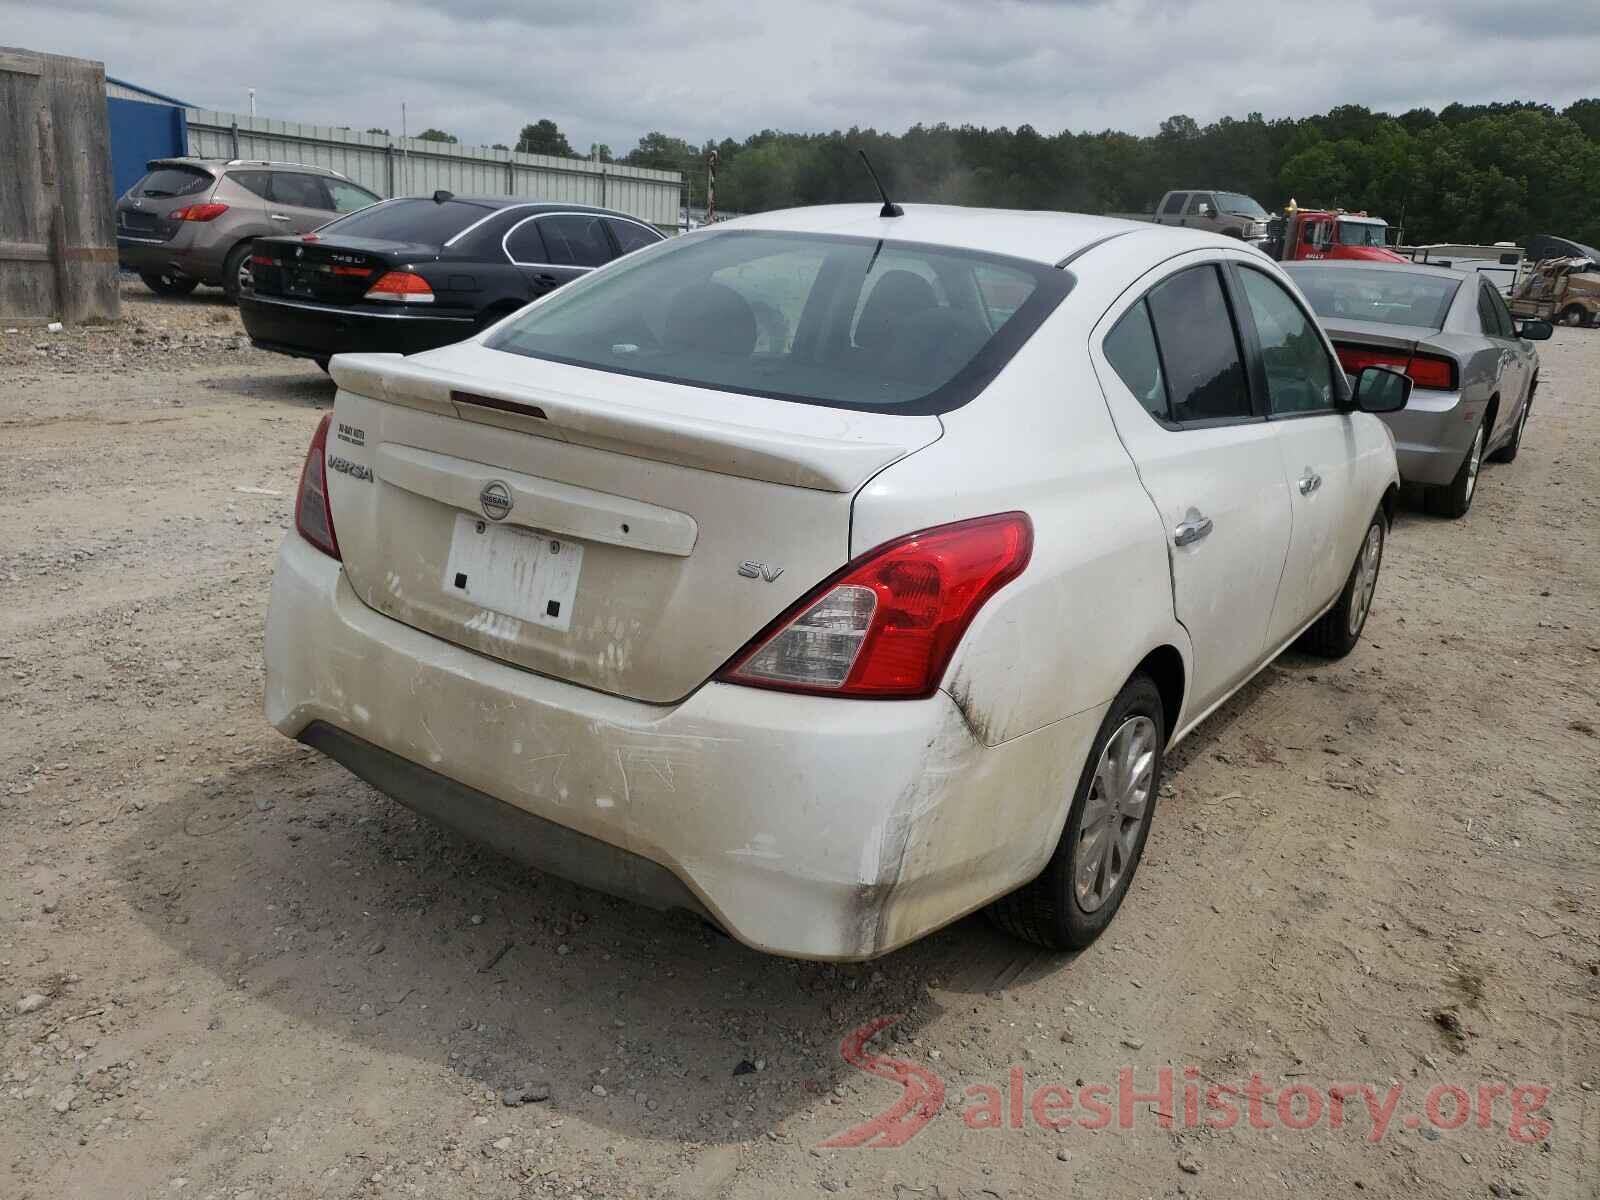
[[264, 203, 1400, 960]]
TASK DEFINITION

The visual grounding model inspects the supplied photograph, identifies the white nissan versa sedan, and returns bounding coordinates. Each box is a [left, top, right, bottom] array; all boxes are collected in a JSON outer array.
[[264, 204, 1410, 960]]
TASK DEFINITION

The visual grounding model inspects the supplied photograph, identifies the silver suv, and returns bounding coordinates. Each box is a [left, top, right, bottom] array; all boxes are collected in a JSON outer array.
[[116, 158, 381, 300]]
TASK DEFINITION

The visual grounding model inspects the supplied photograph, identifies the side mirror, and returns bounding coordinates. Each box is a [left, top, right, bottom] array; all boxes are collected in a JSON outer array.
[[1352, 365, 1411, 413], [1516, 319, 1553, 341]]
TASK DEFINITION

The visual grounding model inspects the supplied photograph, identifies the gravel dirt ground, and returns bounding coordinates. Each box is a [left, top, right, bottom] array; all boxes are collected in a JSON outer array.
[[3, 280, 1598, 1200]]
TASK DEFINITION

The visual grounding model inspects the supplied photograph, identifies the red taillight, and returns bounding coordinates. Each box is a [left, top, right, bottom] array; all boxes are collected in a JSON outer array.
[[250, 253, 274, 266], [1402, 353, 1456, 390], [718, 513, 1033, 699], [1335, 344, 1457, 391], [294, 413, 341, 560], [172, 202, 229, 222], [364, 270, 434, 303]]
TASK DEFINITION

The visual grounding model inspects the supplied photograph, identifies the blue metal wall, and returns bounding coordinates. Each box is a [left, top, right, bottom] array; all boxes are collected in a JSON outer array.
[[107, 98, 187, 200]]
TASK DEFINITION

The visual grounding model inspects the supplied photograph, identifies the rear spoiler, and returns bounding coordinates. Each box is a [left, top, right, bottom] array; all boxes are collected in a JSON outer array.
[[329, 353, 936, 494]]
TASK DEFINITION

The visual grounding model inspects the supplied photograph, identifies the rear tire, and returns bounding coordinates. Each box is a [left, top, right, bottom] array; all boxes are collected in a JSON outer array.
[[140, 271, 198, 298], [1297, 510, 1386, 659], [1426, 422, 1484, 519], [222, 242, 254, 302], [1558, 304, 1585, 327], [987, 674, 1165, 951]]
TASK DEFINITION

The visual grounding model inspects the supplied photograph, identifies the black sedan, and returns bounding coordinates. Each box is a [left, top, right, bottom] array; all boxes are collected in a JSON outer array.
[[238, 194, 665, 366]]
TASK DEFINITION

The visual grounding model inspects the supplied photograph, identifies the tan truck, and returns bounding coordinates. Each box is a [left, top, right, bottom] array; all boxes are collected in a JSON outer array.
[[1149, 190, 1271, 242], [1509, 256, 1600, 328]]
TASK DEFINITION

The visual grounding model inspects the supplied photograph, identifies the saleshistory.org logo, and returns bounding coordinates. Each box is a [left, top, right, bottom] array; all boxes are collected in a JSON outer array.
[[821, 1016, 1554, 1149]]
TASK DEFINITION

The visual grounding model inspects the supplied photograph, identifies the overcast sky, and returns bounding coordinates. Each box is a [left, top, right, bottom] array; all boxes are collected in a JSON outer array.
[[8, 0, 1598, 154]]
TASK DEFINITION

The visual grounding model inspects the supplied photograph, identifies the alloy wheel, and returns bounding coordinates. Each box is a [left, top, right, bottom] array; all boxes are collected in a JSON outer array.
[[1464, 428, 1483, 505], [1347, 521, 1383, 637], [1073, 715, 1157, 913]]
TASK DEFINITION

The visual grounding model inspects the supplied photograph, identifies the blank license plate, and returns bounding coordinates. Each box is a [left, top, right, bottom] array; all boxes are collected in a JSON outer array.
[[442, 514, 583, 632]]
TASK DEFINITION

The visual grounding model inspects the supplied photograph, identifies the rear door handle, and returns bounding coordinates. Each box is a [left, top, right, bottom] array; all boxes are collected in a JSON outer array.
[[1298, 471, 1322, 495], [269, 213, 291, 222], [1173, 513, 1213, 547]]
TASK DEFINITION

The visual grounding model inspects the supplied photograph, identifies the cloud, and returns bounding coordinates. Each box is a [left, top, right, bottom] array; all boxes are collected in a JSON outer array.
[[6, 0, 1596, 155]]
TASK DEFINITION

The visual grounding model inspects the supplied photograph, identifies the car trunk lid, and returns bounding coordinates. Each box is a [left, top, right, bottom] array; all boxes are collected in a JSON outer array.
[[322, 346, 942, 703], [250, 236, 428, 304]]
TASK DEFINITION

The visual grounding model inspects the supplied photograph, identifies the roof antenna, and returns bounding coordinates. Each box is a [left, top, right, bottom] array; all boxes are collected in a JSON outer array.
[[857, 150, 902, 218], [432, 189, 454, 205]]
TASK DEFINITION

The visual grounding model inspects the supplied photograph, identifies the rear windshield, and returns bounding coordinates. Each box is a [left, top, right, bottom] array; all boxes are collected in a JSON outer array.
[[316, 198, 493, 245], [1287, 265, 1459, 330], [134, 165, 213, 199], [486, 229, 1071, 413]]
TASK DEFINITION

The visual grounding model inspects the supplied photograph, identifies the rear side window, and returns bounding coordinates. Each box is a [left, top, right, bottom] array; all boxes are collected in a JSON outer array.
[[486, 229, 1070, 414], [1144, 265, 1252, 423], [604, 218, 662, 255], [1480, 284, 1516, 337], [504, 219, 549, 264], [228, 170, 272, 199], [316, 198, 493, 246], [135, 166, 212, 198], [270, 172, 331, 210], [1103, 300, 1168, 419], [538, 215, 614, 267], [1161, 192, 1187, 215]]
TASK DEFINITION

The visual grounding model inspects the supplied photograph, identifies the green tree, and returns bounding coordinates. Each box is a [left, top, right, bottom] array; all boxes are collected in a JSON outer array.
[[1563, 98, 1600, 140], [416, 129, 457, 144], [625, 131, 698, 173], [517, 119, 574, 157]]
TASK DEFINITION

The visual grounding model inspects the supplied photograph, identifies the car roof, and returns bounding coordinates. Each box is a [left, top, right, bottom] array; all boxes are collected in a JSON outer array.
[[393, 197, 636, 216], [148, 156, 352, 179], [715, 203, 1198, 267], [1284, 259, 1468, 281]]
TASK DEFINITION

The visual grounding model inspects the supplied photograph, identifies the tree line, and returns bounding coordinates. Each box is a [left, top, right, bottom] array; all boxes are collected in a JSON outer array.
[[421, 99, 1600, 247]]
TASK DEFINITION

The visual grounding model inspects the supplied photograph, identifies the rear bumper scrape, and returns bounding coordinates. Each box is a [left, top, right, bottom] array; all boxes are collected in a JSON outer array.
[[265, 534, 1100, 959]]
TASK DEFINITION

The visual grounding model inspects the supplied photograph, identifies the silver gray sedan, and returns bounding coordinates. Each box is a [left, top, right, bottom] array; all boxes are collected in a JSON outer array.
[[1285, 261, 1551, 517]]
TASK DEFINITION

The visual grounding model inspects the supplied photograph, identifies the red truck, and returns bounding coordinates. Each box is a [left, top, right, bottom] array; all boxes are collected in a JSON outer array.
[[1262, 205, 1407, 264]]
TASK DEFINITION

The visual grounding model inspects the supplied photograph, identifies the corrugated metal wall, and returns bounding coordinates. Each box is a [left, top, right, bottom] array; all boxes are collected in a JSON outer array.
[[184, 112, 682, 229]]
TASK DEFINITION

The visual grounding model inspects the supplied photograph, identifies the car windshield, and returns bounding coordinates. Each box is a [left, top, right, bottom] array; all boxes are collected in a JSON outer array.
[[1336, 221, 1389, 247], [315, 198, 496, 245], [1215, 192, 1267, 219], [486, 229, 1070, 413], [1288, 265, 1459, 329]]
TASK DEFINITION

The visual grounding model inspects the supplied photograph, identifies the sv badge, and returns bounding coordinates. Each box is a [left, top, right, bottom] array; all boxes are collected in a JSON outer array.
[[738, 560, 784, 583]]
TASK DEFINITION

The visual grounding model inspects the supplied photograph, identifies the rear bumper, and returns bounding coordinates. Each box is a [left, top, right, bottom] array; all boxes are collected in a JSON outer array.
[[264, 533, 1098, 959], [116, 233, 226, 283], [240, 293, 478, 359], [1379, 389, 1486, 487]]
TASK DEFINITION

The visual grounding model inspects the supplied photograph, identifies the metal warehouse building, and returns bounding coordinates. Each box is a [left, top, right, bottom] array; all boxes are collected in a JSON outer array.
[[102, 80, 682, 229]]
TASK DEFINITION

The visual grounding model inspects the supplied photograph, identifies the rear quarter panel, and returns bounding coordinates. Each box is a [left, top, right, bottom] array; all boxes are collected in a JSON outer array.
[[851, 295, 1186, 749]]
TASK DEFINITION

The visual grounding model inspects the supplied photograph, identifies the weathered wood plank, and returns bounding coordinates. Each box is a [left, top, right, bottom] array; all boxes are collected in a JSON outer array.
[[0, 241, 50, 262], [0, 46, 119, 323], [0, 48, 43, 75]]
